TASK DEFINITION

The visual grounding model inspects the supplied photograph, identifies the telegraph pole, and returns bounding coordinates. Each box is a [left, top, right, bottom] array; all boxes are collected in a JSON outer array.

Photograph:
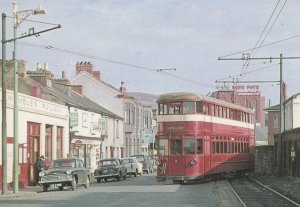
[[218, 54, 300, 176], [1, 13, 7, 195]]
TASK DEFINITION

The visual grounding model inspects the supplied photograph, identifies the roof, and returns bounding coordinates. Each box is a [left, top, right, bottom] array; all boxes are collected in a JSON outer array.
[[264, 104, 280, 112], [45, 83, 123, 119], [157, 92, 254, 113]]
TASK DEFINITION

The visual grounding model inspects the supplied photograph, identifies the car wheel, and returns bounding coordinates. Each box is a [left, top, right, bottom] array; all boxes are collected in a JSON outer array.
[[84, 176, 90, 189], [134, 170, 137, 177], [117, 174, 121, 181], [71, 177, 76, 191], [97, 178, 101, 183], [43, 185, 48, 192], [59, 186, 64, 191]]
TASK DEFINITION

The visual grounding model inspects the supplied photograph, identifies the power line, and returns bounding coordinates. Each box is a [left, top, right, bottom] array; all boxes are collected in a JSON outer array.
[[6, 15, 59, 26], [216, 63, 278, 81], [250, 0, 281, 57], [218, 33, 300, 58], [253, 0, 287, 57], [17, 41, 216, 89]]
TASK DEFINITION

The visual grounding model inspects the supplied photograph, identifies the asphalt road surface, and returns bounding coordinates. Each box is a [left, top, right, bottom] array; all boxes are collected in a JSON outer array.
[[0, 173, 242, 207]]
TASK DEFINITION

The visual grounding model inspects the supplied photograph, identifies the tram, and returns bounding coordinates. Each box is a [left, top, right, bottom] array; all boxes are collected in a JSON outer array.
[[156, 92, 255, 182]]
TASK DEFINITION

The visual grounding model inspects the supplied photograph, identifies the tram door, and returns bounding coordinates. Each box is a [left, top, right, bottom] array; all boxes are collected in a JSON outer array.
[[168, 139, 183, 176]]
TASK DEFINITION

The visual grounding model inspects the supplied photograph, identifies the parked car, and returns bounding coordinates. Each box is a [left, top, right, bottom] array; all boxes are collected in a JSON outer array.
[[130, 154, 154, 174], [121, 157, 143, 177], [94, 158, 126, 183], [38, 158, 90, 192]]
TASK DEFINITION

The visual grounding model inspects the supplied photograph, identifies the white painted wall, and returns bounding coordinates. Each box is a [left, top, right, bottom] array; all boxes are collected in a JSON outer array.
[[0, 89, 69, 182]]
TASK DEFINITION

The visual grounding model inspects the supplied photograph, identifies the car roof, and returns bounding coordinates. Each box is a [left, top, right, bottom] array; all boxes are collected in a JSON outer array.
[[121, 157, 136, 160]]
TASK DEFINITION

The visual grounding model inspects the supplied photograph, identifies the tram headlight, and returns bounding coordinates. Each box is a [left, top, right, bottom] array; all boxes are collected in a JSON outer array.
[[190, 159, 197, 166]]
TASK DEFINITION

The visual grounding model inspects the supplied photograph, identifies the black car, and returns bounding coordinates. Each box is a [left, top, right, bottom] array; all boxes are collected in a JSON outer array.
[[94, 158, 126, 183], [130, 154, 154, 174], [39, 158, 90, 192]]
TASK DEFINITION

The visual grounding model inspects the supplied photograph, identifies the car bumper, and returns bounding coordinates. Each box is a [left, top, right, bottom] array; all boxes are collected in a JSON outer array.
[[39, 178, 72, 185]]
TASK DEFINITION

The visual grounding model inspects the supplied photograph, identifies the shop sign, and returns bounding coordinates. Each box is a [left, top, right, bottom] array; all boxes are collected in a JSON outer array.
[[70, 112, 78, 127], [74, 140, 82, 148]]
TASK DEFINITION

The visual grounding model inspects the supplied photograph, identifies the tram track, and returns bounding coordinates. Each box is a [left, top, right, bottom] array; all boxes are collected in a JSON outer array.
[[226, 177, 300, 207]]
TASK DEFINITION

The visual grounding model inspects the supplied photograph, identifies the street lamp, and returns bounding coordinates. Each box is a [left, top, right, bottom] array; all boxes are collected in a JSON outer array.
[[12, 1, 45, 193]]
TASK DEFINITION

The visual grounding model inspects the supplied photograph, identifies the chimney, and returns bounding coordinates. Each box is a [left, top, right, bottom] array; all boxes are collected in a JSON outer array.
[[44, 62, 48, 70], [71, 85, 83, 95], [62, 71, 66, 79], [283, 81, 287, 101], [92, 71, 101, 81], [36, 62, 41, 70], [119, 81, 127, 94]]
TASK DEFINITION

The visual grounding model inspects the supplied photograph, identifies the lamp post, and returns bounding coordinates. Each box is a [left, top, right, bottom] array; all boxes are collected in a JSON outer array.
[[12, 1, 45, 193]]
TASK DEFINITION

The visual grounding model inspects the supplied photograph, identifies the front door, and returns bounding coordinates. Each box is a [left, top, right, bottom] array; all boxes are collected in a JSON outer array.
[[27, 122, 40, 186], [168, 139, 183, 176]]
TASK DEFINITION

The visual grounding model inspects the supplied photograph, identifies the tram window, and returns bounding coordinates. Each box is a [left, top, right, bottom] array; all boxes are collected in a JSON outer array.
[[212, 142, 215, 154], [171, 139, 182, 155], [169, 103, 181, 114], [183, 139, 195, 154], [159, 103, 168, 115], [197, 139, 203, 154], [158, 139, 169, 156], [196, 101, 203, 113], [210, 104, 215, 116], [216, 142, 219, 153], [183, 102, 195, 114], [224, 142, 227, 153]]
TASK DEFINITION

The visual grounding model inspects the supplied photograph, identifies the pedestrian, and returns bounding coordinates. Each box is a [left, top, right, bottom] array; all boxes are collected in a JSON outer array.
[[35, 155, 46, 184]]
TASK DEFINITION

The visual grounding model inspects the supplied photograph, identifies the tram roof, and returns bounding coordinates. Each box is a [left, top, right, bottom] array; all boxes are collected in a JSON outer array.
[[157, 92, 254, 113]]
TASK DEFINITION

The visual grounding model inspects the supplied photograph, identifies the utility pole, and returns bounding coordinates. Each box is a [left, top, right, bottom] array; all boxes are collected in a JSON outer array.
[[1, 13, 7, 195], [218, 54, 300, 176]]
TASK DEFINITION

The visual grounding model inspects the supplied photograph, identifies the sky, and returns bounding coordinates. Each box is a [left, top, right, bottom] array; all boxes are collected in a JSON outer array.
[[1, 0, 300, 106]]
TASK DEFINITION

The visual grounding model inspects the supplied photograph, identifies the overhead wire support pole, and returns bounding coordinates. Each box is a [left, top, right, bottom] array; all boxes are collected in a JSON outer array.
[[157, 68, 176, 72], [218, 54, 300, 176], [2, 12, 7, 195]]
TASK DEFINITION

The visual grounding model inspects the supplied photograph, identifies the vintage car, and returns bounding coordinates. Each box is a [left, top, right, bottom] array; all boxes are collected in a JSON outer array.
[[38, 158, 90, 192], [94, 158, 126, 183], [121, 157, 143, 177], [130, 154, 154, 174]]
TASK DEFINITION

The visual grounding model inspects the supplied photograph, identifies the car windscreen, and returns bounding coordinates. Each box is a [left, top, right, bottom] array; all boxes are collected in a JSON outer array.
[[99, 160, 117, 166], [50, 160, 75, 168], [134, 156, 145, 162]]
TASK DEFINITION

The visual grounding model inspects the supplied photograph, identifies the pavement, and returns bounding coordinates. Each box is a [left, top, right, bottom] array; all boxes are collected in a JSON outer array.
[[0, 186, 41, 199]]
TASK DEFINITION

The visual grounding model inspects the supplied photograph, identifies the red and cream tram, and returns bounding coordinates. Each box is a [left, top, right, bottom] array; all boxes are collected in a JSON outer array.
[[156, 92, 255, 182]]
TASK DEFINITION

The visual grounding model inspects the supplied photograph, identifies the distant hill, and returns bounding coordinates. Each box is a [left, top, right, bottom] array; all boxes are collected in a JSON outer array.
[[126, 92, 158, 109]]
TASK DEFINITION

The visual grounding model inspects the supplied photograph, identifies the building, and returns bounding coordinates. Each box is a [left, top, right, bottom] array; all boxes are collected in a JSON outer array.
[[120, 82, 153, 156], [0, 61, 69, 188], [70, 62, 125, 158]]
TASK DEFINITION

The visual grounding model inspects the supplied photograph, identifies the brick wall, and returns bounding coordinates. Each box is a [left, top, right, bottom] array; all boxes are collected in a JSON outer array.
[[255, 145, 275, 175]]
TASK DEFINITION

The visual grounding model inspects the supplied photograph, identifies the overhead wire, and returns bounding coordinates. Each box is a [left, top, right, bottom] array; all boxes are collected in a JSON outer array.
[[242, 0, 284, 73], [252, 0, 288, 57], [17, 41, 217, 89]]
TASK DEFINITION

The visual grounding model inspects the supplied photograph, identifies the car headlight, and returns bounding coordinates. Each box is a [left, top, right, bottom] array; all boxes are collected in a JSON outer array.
[[39, 171, 45, 177], [66, 170, 71, 175], [67, 175, 72, 179], [190, 159, 197, 166]]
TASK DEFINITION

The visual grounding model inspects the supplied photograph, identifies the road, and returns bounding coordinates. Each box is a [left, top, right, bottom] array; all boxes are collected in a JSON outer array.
[[0, 173, 242, 207]]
